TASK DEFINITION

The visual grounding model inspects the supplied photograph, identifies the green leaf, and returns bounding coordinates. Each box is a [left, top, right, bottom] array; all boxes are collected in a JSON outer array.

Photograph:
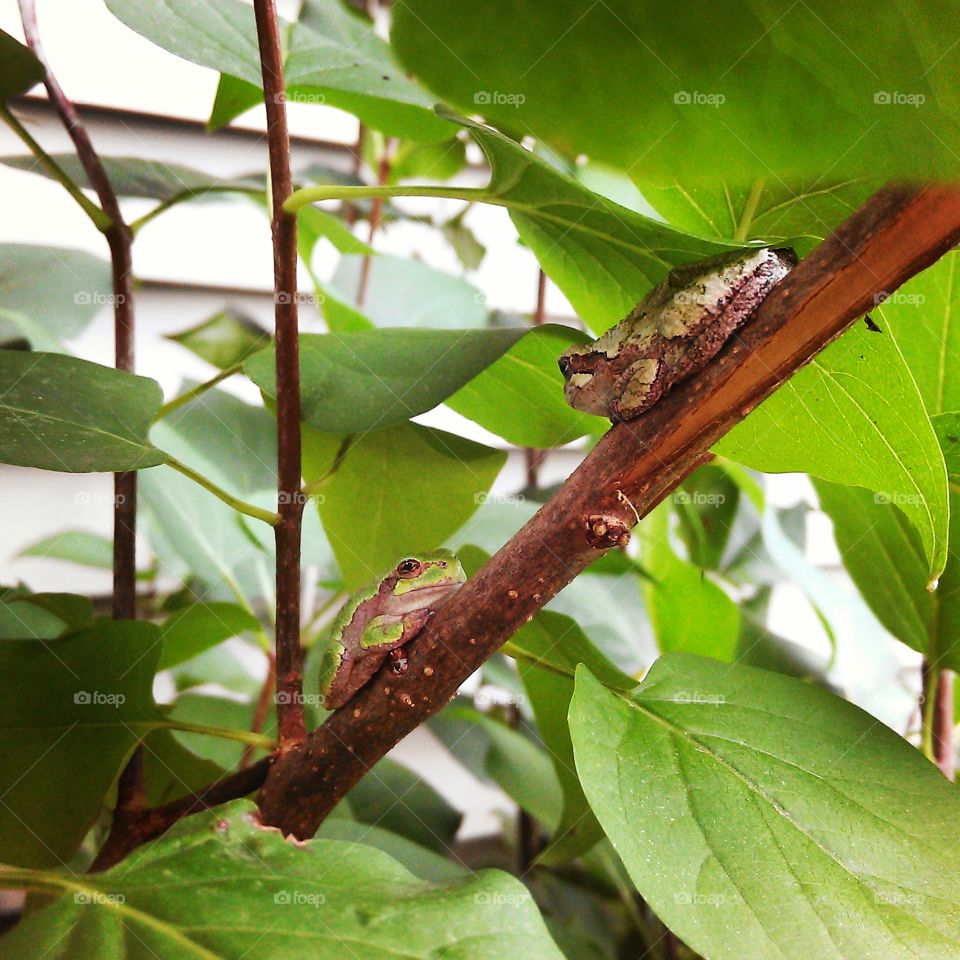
[[0, 154, 261, 204], [1, 801, 565, 960], [512, 611, 635, 863], [207, 72, 263, 130], [0, 352, 166, 472], [449, 707, 563, 829], [446, 323, 606, 446], [672, 462, 741, 570], [716, 320, 950, 582], [18, 530, 113, 570], [317, 421, 505, 588], [390, 137, 467, 183], [329, 253, 488, 328], [0, 244, 112, 352], [0, 590, 92, 640], [347, 757, 462, 853], [639, 502, 741, 660], [815, 411, 960, 670], [246, 328, 528, 434], [392, 0, 960, 182], [570, 655, 960, 960], [141, 727, 225, 808], [452, 115, 736, 331], [639, 177, 877, 255], [105, 0, 452, 141], [0, 28, 43, 101], [297, 205, 372, 259], [168, 693, 273, 769], [166, 308, 271, 370], [0, 620, 162, 866], [881, 249, 960, 416], [157, 602, 260, 670]]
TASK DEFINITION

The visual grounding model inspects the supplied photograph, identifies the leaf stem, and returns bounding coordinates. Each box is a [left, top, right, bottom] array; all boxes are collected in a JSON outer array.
[[163, 455, 279, 525], [285, 183, 487, 215], [734, 179, 765, 242], [162, 720, 276, 751], [154, 365, 243, 421], [0, 106, 111, 230]]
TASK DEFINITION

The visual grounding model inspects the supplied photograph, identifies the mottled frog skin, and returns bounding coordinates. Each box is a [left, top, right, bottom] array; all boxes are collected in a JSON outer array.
[[318, 550, 466, 709], [558, 247, 796, 421]]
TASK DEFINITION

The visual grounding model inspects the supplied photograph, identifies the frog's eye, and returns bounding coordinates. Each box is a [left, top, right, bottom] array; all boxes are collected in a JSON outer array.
[[558, 356, 571, 379], [397, 558, 421, 577]]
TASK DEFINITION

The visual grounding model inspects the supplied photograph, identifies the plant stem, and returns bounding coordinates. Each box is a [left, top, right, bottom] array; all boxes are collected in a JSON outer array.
[[286, 183, 484, 214], [0, 106, 110, 229], [154, 364, 243, 421], [240, 653, 276, 769], [356, 138, 395, 308], [921, 660, 954, 778], [162, 720, 276, 751], [253, 0, 306, 749], [734, 179, 765, 242], [18, 0, 149, 852], [524, 269, 548, 487], [163, 455, 279, 525]]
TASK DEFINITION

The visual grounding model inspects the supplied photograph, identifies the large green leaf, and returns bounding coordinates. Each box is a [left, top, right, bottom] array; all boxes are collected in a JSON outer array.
[[0, 620, 163, 866], [450, 115, 735, 332], [316, 421, 505, 588], [347, 757, 462, 854], [0, 28, 43, 101], [0, 244, 112, 352], [393, 0, 960, 182], [166, 308, 271, 370], [816, 412, 960, 670], [512, 610, 635, 863], [570, 655, 960, 960], [245, 328, 528, 434], [0, 802, 564, 960], [329, 254, 488, 329], [638, 177, 877, 256], [18, 529, 113, 570], [157, 602, 260, 670], [104, 0, 452, 140], [716, 319, 949, 582], [446, 323, 606, 446], [0, 352, 166, 472], [0, 154, 261, 204], [639, 502, 740, 660]]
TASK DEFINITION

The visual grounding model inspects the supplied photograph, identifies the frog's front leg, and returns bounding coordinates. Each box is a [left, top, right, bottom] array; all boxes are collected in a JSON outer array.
[[609, 357, 664, 421], [359, 609, 432, 651]]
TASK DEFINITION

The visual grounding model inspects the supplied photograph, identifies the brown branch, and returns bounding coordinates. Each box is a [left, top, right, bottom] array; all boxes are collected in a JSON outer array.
[[252, 0, 306, 749], [922, 661, 955, 779], [18, 2, 148, 856], [89, 757, 273, 872], [257, 184, 960, 838], [19, 0, 138, 622]]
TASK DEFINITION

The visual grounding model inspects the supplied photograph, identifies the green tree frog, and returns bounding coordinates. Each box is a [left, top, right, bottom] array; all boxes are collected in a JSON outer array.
[[558, 247, 796, 421], [318, 549, 466, 709]]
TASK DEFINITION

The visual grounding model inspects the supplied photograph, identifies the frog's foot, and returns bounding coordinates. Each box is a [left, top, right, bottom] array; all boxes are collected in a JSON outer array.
[[610, 358, 663, 421], [390, 646, 409, 675]]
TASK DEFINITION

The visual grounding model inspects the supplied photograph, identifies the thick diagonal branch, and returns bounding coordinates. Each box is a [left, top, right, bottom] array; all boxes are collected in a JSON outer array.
[[258, 183, 960, 837]]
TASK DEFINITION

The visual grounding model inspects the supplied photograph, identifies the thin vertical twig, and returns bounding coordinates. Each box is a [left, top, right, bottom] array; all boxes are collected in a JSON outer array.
[[356, 138, 395, 309], [253, 0, 306, 749], [524, 270, 548, 487], [240, 653, 277, 769], [922, 661, 955, 779], [18, 3, 146, 856]]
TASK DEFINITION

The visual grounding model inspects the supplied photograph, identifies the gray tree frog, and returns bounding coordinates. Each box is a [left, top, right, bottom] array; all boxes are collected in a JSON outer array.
[[558, 247, 796, 421], [318, 550, 466, 709]]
